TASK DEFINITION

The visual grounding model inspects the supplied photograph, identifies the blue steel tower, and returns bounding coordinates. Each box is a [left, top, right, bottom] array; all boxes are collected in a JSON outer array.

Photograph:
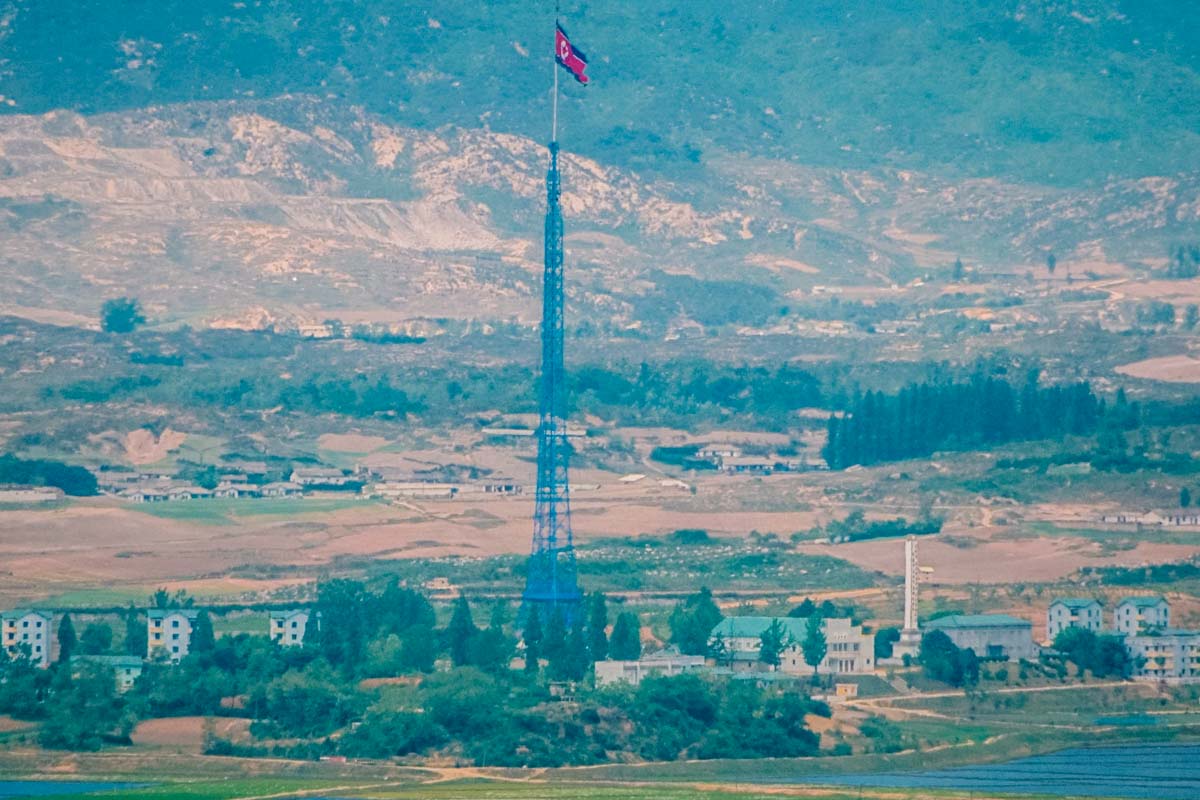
[[521, 141, 582, 620]]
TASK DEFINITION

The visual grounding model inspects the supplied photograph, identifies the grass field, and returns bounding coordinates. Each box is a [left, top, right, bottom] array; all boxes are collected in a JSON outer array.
[[129, 497, 373, 525], [33, 777, 1096, 800]]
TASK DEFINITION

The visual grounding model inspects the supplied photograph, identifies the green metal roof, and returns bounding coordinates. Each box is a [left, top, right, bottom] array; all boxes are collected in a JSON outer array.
[[709, 616, 809, 642], [1118, 596, 1167, 609], [926, 614, 1031, 630], [269, 609, 308, 620], [147, 608, 200, 619], [1050, 598, 1101, 610], [74, 655, 144, 668], [0, 609, 51, 621]]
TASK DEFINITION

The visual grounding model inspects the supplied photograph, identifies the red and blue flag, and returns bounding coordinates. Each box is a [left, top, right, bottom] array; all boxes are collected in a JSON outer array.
[[555, 25, 590, 85]]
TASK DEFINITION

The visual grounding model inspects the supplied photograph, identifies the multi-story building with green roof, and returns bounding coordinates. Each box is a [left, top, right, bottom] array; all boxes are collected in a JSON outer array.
[[1047, 598, 1103, 640], [1114, 596, 1170, 635]]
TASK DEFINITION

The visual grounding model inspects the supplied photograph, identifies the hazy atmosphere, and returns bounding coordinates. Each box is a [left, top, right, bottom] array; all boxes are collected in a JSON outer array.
[[0, 2, 1198, 799]]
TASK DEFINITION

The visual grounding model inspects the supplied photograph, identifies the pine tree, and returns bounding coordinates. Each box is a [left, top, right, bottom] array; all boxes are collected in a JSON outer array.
[[801, 615, 827, 682], [758, 619, 788, 669], [668, 587, 723, 655], [123, 605, 146, 657], [56, 613, 77, 663], [553, 614, 591, 681], [952, 257, 964, 282], [523, 607, 543, 674], [542, 607, 567, 664], [587, 592, 608, 662], [608, 612, 641, 661], [1182, 487, 1192, 509], [446, 596, 477, 667], [191, 611, 215, 654]]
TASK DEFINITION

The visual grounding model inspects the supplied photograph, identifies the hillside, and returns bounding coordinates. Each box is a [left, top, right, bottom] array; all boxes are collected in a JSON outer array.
[[0, 97, 1197, 332], [1, 1, 1198, 184]]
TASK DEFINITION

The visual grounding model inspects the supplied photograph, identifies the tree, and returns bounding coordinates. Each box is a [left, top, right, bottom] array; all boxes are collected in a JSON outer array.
[[801, 615, 827, 681], [79, 623, 113, 656], [1046, 252, 1057, 276], [587, 592, 608, 662], [123, 606, 146, 658], [315, 579, 372, 670], [542, 607, 567, 665], [522, 607, 543, 674], [787, 598, 816, 618], [1182, 487, 1192, 509], [39, 663, 133, 750], [609, 612, 641, 661], [551, 614, 591, 681], [920, 630, 966, 686], [191, 611, 215, 655], [758, 620, 788, 669], [446, 596, 477, 668], [952, 257, 964, 282], [56, 614, 77, 664], [707, 632, 730, 667], [668, 587, 723, 655], [100, 297, 146, 334], [874, 627, 900, 661], [1186, 304, 1199, 330]]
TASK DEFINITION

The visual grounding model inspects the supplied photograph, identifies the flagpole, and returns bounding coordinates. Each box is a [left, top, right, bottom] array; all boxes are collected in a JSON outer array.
[[552, 12, 559, 144]]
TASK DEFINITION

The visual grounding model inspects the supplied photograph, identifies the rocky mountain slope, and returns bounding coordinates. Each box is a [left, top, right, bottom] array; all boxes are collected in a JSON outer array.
[[0, 96, 1196, 332]]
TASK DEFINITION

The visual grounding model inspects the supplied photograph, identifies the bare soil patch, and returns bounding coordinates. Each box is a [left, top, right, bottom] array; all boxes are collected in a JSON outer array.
[[124, 428, 188, 465], [797, 529, 1198, 584], [318, 433, 390, 453], [131, 716, 251, 750], [1115, 355, 1200, 383]]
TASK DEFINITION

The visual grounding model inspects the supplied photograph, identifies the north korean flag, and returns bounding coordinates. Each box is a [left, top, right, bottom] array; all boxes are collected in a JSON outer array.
[[555, 25, 590, 85]]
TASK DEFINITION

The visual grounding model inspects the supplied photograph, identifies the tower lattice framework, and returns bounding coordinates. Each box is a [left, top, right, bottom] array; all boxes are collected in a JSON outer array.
[[522, 142, 582, 619]]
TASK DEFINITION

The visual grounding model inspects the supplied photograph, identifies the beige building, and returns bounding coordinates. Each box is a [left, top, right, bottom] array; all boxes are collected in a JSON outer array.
[[270, 610, 312, 646], [148, 609, 199, 661], [1127, 629, 1200, 683], [1, 610, 53, 667]]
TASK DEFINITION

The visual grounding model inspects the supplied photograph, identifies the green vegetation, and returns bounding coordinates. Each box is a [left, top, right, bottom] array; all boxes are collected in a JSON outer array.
[[0, 454, 96, 495], [824, 372, 1104, 469], [1052, 628, 1132, 678], [100, 297, 146, 334], [5, 0, 1198, 186], [919, 630, 979, 688], [817, 509, 942, 543]]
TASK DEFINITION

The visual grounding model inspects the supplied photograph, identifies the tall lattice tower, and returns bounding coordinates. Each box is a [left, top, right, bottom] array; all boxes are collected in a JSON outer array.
[[522, 142, 582, 620]]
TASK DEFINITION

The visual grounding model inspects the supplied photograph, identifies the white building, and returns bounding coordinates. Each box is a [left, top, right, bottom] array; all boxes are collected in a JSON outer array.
[[594, 647, 707, 686], [290, 468, 354, 486], [270, 610, 312, 646], [1114, 596, 1170, 635], [708, 616, 876, 675], [148, 609, 199, 661], [1047, 598, 1104, 640], [1, 610, 53, 667]]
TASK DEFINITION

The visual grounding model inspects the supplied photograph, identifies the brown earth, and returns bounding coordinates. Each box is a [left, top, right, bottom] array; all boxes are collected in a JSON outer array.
[[124, 428, 188, 465], [131, 716, 252, 750], [317, 433, 390, 453], [797, 529, 1198, 584], [1115, 354, 1200, 383]]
